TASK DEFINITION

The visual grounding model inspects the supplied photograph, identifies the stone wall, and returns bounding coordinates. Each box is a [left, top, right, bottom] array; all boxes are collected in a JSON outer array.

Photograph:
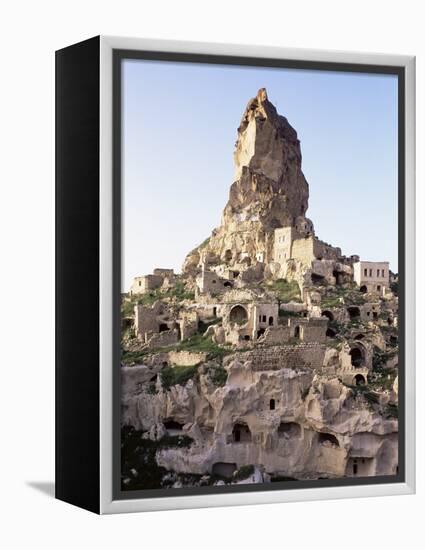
[[146, 328, 179, 350], [130, 274, 163, 295], [229, 343, 326, 372], [168, 350, 207, 366], [291, 236, 315, 266]]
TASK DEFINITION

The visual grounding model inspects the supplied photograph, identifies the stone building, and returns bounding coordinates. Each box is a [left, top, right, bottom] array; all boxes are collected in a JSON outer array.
[[273, 226, 341, 270], [353, 261, 390, 295], [221, 302, 279, 343], [134, 301, 175, 344], [129, 269, 174, 296], [130, 274, 163, 296], [195, 266, 234, 296]]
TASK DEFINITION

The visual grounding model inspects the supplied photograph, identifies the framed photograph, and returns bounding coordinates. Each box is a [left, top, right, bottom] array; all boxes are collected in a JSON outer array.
[[55, 36, 415, 514]]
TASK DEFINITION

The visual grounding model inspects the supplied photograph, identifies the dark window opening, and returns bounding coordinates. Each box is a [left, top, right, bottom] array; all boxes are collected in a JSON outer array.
[[213, 307, 217, 316], [164, 419, 184, 431], [360, 285, 368, 293], [232, 423, 251, 443], [348, 306, 360, 319], [326, 328, 336, 338], [243, 335, 250, 341], [269, 399, 275, 410], [353, 461, 358, 475], [294, 325, 301, 339], [322, 310, 334, 321], [278, 422, 301, 438], [311, 273, 325, 285], [257, 328, 265, 339], [212, 462, 237, 479], [223, 281, 233, 287], [159, 323, 169, 332], [268, 316, 274, 326], [354, 374, 366, 386], [318, 432, 339, 447], [350, 347, 363, 368]]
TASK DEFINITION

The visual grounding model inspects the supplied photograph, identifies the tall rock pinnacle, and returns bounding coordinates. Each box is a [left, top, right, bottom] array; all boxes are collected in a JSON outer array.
[[183, 88, 313, 273]]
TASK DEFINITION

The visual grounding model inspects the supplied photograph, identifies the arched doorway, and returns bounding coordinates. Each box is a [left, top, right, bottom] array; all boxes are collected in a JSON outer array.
[[354, 374, 366, 386], [229, 305, 248, 325], [294, 325, 301, 339], [360, 285, 368, 293], [322, 310, 334, 321], [318, 432, 339, 447], [350, 347, 363, 368], [347, 306, 361, 319], [268, 316, 274, 326]]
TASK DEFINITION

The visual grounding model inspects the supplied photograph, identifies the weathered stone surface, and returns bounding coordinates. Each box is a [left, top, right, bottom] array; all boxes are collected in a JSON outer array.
[[184, 88, 311, 272], [122, 89, 398, 489]]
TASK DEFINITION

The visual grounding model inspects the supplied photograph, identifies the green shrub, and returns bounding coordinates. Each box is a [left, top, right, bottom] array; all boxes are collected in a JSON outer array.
[[278, 310, 304, 318], [160, 364, 199, 390], [176, 334, 231, 359], [121, 427, 193, 491], [266, 279, 302, 303], [385, 403, 398, 419], [121, 349, 149, 365], [206, 364, 228, 386]]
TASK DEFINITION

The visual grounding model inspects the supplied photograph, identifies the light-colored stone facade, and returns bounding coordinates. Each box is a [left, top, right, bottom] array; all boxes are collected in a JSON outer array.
[[353, 261, 390, 296]]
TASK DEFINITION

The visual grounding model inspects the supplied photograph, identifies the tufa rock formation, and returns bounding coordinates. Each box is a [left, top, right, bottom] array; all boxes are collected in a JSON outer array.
[[121, 89, 398, 491], [184, 88, 313, 273]]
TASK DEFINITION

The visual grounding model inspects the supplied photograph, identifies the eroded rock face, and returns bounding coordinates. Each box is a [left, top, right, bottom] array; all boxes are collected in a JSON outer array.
[[184, 88, 311, 271], [122, 88, 398, 490], [122, 361, 397, 479]]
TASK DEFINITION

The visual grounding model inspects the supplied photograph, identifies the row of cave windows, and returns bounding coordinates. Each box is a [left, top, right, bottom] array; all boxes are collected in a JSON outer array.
[[259, 315, 274, 325], [165, 419, 357, 450], [363, 268, 386, 278], [232, 423, 340, 447]]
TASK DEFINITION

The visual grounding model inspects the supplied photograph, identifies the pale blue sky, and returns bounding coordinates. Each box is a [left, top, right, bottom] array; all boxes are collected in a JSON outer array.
[[122, 59, 398, 291]]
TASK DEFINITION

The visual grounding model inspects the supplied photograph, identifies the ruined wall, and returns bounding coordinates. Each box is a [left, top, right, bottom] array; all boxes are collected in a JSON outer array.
[[313, 239, 341, 261], [291, 236, 316, 266], [168, 350, 207, 366], [146, 329, 179, 350], [130, 274, 163, 295], [229, 344, 327, 372]]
